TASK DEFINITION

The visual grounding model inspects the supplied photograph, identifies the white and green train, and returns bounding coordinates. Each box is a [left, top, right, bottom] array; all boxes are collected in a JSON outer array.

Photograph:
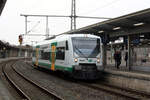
[[32, 34, 103, 79]]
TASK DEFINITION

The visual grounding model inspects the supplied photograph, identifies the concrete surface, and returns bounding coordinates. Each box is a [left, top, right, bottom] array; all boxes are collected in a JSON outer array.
[[0, 78, 15, 100], [104, 68, 150, 94], [0, 58, 17, 100]]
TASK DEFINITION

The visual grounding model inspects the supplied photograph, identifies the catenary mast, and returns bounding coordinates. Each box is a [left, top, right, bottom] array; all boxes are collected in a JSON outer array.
[[71, 0, 76, 30]]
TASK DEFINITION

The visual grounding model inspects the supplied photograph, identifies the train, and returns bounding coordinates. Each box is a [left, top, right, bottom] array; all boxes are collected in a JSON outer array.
[[32, 34, 103, 79]]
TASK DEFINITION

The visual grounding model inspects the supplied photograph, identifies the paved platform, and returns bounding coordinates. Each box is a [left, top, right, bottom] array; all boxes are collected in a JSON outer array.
[[0, 78, 15, 100], [0, 58, 18, 100], [105, 69, 150, 81], [132, 65, 150, 73], [105, 65, 150, 81]]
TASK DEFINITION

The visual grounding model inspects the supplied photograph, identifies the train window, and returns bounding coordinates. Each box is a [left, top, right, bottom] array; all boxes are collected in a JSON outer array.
[[49, 52, 51, 61], [45, 52, 50, 60], [32, 52, 36, 57], [72, 37, 100, 58], [41, 51, 50, 60], [66, 41, 69, 50], [56, 47, 65, 60], [41, 50, 44, 58], [38, 50, 42, 59]]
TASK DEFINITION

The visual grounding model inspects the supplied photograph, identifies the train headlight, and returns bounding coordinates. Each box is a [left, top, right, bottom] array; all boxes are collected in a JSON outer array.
[[97, 58, 100, 63], [74, 58, 78, 62]]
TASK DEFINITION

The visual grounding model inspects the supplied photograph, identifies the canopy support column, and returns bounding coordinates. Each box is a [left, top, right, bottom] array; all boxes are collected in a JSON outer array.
[[127, 35, 131, 70], [102, 44, 107, 69]]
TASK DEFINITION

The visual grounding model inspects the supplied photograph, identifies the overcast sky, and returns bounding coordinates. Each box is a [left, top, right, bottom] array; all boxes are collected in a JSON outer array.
[[0, 0, 150, 45]]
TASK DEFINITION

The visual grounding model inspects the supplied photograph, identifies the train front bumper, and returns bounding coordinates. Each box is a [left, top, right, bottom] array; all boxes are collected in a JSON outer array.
[[73, 64, 101, 80]]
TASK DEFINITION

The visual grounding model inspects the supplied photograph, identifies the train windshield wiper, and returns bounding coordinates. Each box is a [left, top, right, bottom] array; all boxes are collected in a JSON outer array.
[[74, 46, 88, 58]]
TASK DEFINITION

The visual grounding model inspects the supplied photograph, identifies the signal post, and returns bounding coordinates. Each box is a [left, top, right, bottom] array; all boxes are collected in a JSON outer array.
[[18, 35, 23, 57]]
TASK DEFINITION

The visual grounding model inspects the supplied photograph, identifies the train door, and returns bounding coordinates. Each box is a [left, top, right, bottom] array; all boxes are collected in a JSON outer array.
[[65, 40, 70, 65], [51, 43, 57, 71], [55, 41, 67, 70]]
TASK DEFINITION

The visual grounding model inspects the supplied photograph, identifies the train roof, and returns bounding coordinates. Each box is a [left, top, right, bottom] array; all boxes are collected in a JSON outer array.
[[36, 34, 100, 47]]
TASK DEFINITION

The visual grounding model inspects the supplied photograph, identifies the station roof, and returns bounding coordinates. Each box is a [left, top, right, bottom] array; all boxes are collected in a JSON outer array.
[[0, 40, 11, 49], [63, 8, 150, 38], [0, 40, 33, 50], [0, 0, 7, 15]]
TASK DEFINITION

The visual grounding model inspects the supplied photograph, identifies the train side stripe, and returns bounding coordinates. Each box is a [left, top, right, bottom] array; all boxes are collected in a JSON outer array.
[[33, 61, 73, 72]]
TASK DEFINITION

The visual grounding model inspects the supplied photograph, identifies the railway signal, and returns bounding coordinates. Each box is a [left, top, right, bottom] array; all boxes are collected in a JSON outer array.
[[19, 35, 23, 45]]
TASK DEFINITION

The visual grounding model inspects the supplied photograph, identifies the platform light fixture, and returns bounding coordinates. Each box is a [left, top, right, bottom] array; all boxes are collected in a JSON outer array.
[[134, 22, 144, 26], [98, 30, 104, 33], [113, 27, 121, 30]]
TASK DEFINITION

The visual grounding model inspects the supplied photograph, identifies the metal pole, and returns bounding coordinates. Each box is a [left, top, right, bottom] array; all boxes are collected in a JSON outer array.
[[21, 14, 111, 19], [74, 0, 76, 30], [110, 43, 113, 63], [21, 13, 111, 32], [102, 44, 107, 69], [127, 35, 131, 70], [46, 16, 49, 38], [71, 0, 76, 30], [19, 45, 22, 57], [25, 16, 27, 34]]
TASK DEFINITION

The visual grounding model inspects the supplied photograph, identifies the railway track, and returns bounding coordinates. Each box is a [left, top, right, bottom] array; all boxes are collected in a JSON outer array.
[[25, 61, 150, 99], [26, 61, 150, 99], [100, 82, 150, 99], [79, 81, 150, 100], [2, 60, 64, 100], [2, 59, 150, 100]]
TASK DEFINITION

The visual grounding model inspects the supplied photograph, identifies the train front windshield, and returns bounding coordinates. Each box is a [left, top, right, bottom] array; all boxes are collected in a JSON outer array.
[[72, 37, 100, 58]]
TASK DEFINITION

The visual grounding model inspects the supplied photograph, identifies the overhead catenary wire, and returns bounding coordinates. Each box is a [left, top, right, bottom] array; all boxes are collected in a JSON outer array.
[[20, 14, 111, 19], [20, 0, 113, 45], [27, 21, 40, 34]]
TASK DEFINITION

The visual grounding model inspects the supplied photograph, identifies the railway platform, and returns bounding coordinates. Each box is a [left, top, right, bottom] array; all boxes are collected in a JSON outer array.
[[0, 78, 15, 100], [0, 58, 16, 100], [105, 64, 150, 77], [104, 65, 150, 94], [0, 58, 26, 100], [105, 66, 150, 80]]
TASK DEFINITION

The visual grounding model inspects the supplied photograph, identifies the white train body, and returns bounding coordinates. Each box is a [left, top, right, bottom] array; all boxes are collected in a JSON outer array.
[[32, 34, 103, 79]]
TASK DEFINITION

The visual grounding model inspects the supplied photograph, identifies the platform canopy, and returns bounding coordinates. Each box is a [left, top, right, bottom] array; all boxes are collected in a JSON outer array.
[[63, 8, 150, 38], [0, 40, 10, 50], [0, 0, 7, 15]]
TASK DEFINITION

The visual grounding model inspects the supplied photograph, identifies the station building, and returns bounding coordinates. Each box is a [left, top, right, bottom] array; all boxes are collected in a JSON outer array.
[[0, 40, 33, 58], [62, 8, 150, 71]]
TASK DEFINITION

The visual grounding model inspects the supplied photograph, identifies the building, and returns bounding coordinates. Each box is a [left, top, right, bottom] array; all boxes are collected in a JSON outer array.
[[0, 0, 7, 15]]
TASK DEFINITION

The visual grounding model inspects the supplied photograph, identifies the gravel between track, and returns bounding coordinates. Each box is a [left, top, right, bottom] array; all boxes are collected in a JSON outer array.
[[14, 60, 133, 100]]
